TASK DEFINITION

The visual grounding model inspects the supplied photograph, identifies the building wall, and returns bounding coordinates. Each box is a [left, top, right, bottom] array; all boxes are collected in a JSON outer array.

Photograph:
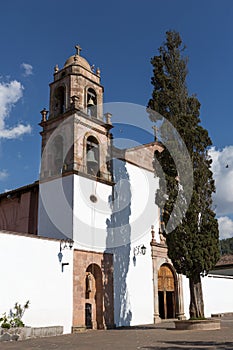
[[0, 185, 38, 234], [73, 160, 160, 327], [111, 161, 160, 327], [73, 175, 113, 251], [38, 175, 73, 240], [0, 231, 73, 333], [183, 275, 233, 318]]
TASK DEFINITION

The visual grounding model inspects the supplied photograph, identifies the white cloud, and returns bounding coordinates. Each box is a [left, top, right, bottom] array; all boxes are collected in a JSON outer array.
[[0, 80, 31, 139], [0, 170, 8, 181], [209, 146, 233, 239], [209, 146, 233, 216], [0, 124, 32, 139], [21, 63, 33, 77], [218, 216, 233, 240]]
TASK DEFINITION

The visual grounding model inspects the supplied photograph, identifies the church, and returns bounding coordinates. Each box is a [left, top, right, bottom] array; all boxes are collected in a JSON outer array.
[[0, 46, 232, 334]]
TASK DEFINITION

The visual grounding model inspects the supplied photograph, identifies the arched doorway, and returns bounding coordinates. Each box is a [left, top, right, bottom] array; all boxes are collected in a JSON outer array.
[[85, 264, 104, 329], [158, 264, 176, 319]]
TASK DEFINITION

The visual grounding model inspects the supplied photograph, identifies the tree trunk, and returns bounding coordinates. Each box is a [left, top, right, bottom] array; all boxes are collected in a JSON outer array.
[[189, 274, 204, 319]]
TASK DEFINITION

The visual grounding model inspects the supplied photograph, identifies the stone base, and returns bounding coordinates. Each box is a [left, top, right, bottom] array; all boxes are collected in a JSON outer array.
[[0, 326, 63, 342], [177, 313, 186, 320], [72, 326, 86, 333], [153, 315, 161, 324], [175, 319, 221, 331]]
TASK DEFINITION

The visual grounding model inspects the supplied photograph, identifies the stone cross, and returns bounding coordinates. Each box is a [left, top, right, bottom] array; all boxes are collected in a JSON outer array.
[[75, 44, 82, 56]]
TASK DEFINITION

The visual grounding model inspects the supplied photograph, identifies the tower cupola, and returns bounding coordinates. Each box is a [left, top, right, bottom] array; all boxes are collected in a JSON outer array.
[[49, 45, 103, 120]]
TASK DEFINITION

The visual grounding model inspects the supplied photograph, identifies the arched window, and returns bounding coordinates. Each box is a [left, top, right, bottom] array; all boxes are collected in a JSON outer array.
[[54, 86, 65, 115], [86, 136, 99, 176], [52, 135, 63, 174], [87, 88, 97, 118]]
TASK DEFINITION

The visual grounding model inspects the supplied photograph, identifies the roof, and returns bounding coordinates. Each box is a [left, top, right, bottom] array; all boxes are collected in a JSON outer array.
[[64, 54, 91, 70], [0, 181, 38, 199], [216, 254, 233, 267], [209, 254, 233, 278]]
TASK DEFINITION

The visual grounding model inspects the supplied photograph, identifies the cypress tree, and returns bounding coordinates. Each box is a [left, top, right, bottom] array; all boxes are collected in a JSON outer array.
[[148, 31, 220, 318]]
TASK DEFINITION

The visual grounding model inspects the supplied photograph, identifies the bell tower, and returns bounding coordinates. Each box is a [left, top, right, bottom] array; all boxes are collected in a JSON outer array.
[[38, 46, 114, 243], [39, 45, 113, 181]]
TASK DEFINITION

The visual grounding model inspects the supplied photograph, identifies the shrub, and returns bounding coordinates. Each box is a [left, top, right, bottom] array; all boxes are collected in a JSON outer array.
[[0, 301, 30, 328]]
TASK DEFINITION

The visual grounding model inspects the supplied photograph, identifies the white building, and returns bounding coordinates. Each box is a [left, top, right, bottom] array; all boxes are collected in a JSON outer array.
[[0, 47, 232, 334]]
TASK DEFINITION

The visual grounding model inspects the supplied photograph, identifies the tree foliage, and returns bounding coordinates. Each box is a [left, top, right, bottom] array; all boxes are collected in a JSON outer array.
[[148, 31, 220, 318], [220, 237, 233, 255]]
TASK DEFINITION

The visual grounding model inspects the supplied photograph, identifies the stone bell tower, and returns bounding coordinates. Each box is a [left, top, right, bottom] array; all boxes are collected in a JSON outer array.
[[38, 46, 114, 242]]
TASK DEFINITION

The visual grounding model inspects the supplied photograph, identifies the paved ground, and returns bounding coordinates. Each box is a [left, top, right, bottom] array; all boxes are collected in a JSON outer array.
[[1, 316, 233, 350]]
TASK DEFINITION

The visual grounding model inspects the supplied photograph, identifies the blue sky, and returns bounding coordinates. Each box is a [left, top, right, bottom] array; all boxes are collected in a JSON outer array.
[[1, 0, 233, 238]]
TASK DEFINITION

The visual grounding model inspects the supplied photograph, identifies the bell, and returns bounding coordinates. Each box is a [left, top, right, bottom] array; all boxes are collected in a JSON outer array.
[[86, 149, 98, 164], [87, 97, 95, 107]]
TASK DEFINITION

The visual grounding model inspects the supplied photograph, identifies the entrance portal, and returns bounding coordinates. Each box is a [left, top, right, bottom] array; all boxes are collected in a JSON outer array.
[[158, 264, 175, 319], [85, 264, 104, 329]]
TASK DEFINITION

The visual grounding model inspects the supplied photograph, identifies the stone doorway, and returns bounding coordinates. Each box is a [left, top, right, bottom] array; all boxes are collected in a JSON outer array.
[[158, 264, 175, 319], [85, 264, 104, 329], [73, 249, 114, 332]]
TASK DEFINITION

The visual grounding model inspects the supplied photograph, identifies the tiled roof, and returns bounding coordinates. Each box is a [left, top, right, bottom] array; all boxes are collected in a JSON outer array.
[[216, 254, 233, 267]]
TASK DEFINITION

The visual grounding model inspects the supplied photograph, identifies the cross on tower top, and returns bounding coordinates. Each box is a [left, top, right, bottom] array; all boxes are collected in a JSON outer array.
[[75, 44, 82, 56]]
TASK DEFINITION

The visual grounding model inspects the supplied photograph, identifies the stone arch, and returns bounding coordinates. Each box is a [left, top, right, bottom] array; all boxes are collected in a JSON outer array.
[[85, 135, 100, 177], [85, 263, 104, 329], [51, 134, 64, 174], [86, 87, 97, 118], [54, 85, 66, 116]]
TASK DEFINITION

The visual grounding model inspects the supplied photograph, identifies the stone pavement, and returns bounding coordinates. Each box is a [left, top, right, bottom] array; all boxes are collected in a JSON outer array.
[[1, 316, 233, 350]]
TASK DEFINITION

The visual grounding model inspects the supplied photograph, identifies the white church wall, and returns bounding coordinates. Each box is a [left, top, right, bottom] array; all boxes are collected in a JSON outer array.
[[0, 232, 73, 334], [202, 275, 233, 316], [38, 175, 73, 240], [112, 160, 160, 327], [182, 274, 233, 318], [73, 175, 113, 251]]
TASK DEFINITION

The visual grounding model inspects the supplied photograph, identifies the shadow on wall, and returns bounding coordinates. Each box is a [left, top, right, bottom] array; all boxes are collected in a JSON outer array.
[[105, 158, 132, 327]]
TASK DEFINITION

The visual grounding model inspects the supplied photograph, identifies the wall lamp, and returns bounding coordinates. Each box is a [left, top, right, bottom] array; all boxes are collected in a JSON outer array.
[[60, 239, 74, 252], [133, 244, 147, 257]]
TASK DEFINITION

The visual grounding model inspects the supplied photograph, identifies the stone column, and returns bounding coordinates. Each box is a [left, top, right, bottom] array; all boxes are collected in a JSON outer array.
[[151, 248, 161, 323], [176, 274, 186, 320]]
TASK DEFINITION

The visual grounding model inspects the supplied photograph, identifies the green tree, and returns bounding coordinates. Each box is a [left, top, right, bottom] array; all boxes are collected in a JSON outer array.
[[220, 237, 233, 255], [148, 31, 220, 319]]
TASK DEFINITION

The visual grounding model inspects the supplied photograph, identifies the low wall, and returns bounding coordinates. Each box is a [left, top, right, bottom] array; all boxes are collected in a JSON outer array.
[[0, 326, 63, 342]]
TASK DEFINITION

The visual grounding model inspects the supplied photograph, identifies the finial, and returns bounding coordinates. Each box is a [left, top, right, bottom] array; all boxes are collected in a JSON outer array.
[[151, 225, 156, 243], [40, 108, 48, 123], [104, 112, 112, 125], [75, 44, 82, 56], [54, 64, 59, 73], [96, 67, 101, 76]]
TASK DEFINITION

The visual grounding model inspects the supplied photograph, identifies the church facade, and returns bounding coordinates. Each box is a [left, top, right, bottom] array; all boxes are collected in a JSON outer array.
[[0, 47, 232, 334]]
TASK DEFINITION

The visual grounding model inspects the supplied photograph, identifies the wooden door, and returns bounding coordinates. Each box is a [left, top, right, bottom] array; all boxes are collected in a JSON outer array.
[[158, 265, 175, 319]]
